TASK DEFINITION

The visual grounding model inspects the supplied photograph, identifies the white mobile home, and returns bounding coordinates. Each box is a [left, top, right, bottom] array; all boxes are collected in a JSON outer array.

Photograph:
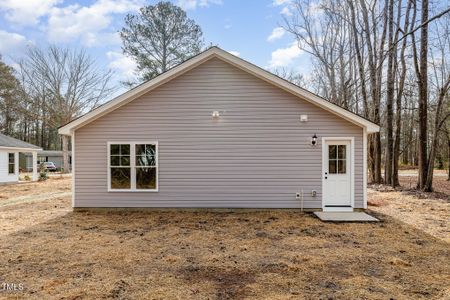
[[59, 47, 379, 210], [0, 133, 41, 183]]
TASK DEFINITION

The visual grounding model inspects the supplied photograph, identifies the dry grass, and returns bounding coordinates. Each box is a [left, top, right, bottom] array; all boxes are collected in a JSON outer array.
[[368, 189, 449, 243], [0, 175, 71, 201], [369, 175, 449, 243], [0, 178, 449, 299]]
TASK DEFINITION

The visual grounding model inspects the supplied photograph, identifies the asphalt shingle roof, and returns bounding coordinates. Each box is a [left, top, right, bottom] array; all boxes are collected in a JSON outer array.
[[0, 133, 41, 150]]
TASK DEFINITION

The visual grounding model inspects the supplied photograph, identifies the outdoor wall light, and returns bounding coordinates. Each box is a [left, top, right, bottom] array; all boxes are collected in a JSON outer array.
[[212, 111, 220, 118], [311, 134, 318, 146]]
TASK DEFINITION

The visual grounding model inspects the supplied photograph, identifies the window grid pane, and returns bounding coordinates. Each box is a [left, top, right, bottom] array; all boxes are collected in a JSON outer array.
[[329, 159, 337, 174], [338, 145, 346, 159], [8, 153, 15, 174], [111, 167, 131, 189], [136, 167, 157, 189], [338, 159, 346, 174], [328, 145, 337, 160]]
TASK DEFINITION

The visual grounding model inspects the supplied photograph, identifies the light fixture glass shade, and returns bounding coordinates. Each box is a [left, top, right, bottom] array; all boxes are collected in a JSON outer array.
[[312, 134, 318, 145], [212, 111, 220, 118]]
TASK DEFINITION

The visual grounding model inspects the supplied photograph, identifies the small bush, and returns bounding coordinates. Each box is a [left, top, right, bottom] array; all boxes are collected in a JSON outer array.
[[24, 175, 31, 181], [39, 172, 48, 181]]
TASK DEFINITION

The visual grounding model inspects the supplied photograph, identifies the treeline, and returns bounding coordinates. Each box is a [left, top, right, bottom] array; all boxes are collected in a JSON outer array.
[[0, 2, 204, 173], [0, 1, 449, 189], [282, 0, 450, 189]]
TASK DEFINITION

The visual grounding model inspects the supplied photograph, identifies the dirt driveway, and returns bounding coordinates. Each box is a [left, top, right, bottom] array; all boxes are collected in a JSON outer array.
[[0, 178, 449, 299]]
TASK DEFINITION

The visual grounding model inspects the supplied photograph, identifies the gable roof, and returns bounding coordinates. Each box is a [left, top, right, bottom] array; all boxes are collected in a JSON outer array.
[[59, 47, 380, 135], [0, 133, 42, 151]]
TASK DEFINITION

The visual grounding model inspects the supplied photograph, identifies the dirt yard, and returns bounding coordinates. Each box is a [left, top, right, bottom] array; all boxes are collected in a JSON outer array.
[[0, 178, 449, 299], [369, 176, 449, 243]]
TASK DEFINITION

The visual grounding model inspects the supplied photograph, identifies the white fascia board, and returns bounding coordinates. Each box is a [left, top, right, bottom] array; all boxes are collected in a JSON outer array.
[[0, 146, 42, 152], [58, 47, 380, 135]]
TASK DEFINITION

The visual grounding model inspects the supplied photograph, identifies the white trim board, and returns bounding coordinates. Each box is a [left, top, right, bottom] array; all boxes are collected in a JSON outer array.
[[71, 132, 76, 208], [58, 47, 380, 136], [0, 146, 42, 152]]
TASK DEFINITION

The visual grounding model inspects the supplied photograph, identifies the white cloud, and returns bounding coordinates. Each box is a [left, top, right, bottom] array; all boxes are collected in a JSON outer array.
[[268, 42, 303, 68], [177, 0, 223, 10], [47, 0, 142, 46], [280, 6, 292, 16], [228, 51, 240, 57], [0, 30, 31, 55], [224, 24, 232, 29], [267, 27, 285, 42], [0, 0, 61, 26], [106, 51, 137, 80], [272, 0, 292, 5]]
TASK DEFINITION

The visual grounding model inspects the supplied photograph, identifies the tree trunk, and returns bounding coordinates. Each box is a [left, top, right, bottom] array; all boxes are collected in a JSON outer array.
[[448, 136, 450, 181], [417, 0, 429, 189], [62, 135, 70, 174], [384, 0, 395, 185]]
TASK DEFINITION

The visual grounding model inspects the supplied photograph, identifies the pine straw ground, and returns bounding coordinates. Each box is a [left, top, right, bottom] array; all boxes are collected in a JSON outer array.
[[0, 178, 449, 299]]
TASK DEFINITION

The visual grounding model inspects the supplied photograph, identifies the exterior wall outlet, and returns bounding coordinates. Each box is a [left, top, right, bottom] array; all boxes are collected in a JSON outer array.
[[295, 193, 300, 199], [311, 190, 317, 197], [300, 115, 308, 122]]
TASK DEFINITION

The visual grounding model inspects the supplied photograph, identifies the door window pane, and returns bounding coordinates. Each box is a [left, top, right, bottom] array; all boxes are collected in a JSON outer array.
[[328, 145, 337, 159], [338, 145, 346, 159], [136, 167, 157, 189], [111, 168, 131, 189], [329, 159, 337, 174], [338, 160, 346, 174]]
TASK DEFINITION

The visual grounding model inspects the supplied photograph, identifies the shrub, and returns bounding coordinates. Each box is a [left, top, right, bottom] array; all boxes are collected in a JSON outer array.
[[24, 175, 31, 181], [39, 172, 48, 181]]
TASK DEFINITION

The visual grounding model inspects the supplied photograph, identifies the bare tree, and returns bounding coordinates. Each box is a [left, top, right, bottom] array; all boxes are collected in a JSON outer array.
[[18, 46, 115, 173], [411, 0, 430, 189], [424, 15, 450, 190], [273, 67, 307, 87]]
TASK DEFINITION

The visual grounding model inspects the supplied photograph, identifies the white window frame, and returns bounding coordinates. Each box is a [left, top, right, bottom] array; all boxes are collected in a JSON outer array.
[[107, 141, 159, 192], [8, 153, 15, 175]]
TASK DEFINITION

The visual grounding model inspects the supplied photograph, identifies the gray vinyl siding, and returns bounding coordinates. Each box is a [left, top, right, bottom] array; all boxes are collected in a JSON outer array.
[[74, 57, 364, 208]]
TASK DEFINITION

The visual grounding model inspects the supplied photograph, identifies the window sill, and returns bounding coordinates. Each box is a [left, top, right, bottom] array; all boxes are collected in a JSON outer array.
[[108, 188, 159, 193]]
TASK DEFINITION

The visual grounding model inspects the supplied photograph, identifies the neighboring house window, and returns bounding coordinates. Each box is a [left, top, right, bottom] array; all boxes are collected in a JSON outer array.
[[108, 142, 158, 191], [8, 153, 15, 174]]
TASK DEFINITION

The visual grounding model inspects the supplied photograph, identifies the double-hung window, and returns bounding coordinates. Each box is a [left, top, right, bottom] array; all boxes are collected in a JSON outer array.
[[8, 153, 15, 175], [108, 142, 158, 191]]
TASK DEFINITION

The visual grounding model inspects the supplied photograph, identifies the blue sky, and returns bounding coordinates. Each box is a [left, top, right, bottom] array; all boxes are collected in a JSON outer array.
[[0, 0, 311, 93]]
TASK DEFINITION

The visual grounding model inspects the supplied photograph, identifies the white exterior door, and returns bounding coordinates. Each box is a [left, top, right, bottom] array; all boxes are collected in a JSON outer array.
[[322, 140, 352, 211]]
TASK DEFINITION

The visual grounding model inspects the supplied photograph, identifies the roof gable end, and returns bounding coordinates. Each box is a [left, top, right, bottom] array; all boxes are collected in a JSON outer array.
[[59, 47, 379, 135]]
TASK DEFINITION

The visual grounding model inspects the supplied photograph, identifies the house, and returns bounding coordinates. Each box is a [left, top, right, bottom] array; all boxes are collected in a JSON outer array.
[[59, 47, 379, 210], [20, 150, 72, 172], [0, 133, 41, 183]]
